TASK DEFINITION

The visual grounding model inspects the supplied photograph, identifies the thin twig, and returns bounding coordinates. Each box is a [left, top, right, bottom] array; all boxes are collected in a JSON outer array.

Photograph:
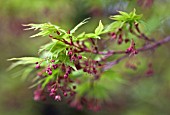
[[103, 36, 170, 71]]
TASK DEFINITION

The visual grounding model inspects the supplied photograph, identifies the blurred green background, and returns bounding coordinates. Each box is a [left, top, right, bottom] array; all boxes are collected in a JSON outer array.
[[1, 0, 170, 115]]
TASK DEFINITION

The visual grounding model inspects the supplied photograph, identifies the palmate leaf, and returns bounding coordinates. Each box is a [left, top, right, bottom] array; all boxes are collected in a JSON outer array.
[[110, 9, 142, 23], [23, 23, 66, 38]]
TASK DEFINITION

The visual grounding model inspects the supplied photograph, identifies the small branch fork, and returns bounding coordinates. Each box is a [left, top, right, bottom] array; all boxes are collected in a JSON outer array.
[[103, 36, 170, 71]]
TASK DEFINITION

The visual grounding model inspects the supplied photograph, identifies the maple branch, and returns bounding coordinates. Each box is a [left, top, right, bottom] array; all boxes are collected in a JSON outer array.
[[103, 36, 170, 71]]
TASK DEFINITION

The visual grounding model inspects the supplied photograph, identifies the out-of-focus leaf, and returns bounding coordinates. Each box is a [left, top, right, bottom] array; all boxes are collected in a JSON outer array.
[[20, 67, 35, 80], [76, 81, 90, 96], [9, 65, 34, 80], [76, 70, 125, 100], [29, 78, 45, 89], [7, 57, 42, 70]]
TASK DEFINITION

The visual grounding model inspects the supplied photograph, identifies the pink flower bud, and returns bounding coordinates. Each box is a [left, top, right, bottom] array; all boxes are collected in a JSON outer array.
[[55, 95, 61, 101]]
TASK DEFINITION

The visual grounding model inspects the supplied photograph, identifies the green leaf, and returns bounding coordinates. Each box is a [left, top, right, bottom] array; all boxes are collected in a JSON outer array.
[[131, 8, 138, 19], [23, 23, 66, 38], [70, 18, 90, 34], [88, 84, 110, 100], [29, 78, 45, 89], [9, 65, 34, 80], [109, 9, 142, 24], [118, 11, 130, 18], [76, 81, 90, 96], [76, 32, 85, 40], [103, 21, 124, 33], [20, 67, 35, 80], [110, 15, 125, 21], [64, 56, 77, 71], [39, 41, 67, 54], [7, 57, 42, 62], [65, 61, 77, 71], [85, 33, 100, 39], [7, 57, 42, 70], [89, 70, 125, 100], [57, 51, 77, 70], [95, 20, 104, 35], [42, 75, 53, 88]]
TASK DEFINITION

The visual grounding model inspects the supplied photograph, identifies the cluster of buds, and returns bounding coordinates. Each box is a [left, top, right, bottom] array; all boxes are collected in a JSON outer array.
[[125, 40, 138, 55], [35, 59, 59, 76], [47, 80, 77, 100], [67, 48, 82, 62], [34, 57, 78, 101], [109, 28, 130, 45], [82, 60, 101, 75]]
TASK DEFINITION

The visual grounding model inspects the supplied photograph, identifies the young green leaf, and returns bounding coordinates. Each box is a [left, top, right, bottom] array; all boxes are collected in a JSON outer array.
[[42, 75, 53, 88], [70, 18, 90, 34], [95, 20, 104, 35], [29, 78, 45, 89], [39, 41, 67, 54], [7, 58, 41, 71], [7, 57, 42, 70], [118, 11, 130, 18], [76, 32, 85, 40], [23, 23, 66, 38], [110, 15, 125, 21], [102, 21, 124, 33], [85, 33, 100, 39], [110, 9, 142, 24], [8, 57, 42, 62]]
